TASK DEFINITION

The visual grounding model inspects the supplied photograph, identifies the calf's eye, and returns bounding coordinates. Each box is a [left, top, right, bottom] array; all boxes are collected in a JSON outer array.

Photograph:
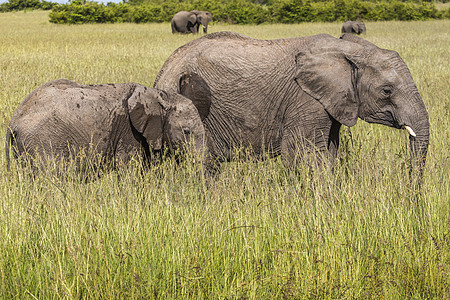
[[183, 128, 191, 135]]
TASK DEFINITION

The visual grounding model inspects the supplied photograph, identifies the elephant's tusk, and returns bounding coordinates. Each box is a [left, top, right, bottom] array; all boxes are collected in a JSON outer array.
[[404, 125, 416, 137]]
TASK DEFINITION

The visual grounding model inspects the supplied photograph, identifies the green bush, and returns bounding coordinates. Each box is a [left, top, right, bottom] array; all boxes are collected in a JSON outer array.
[[274, 0, 315, 23], [221, 0, 271, 24], [0, 0, 56, 12], [363, 1, 439, 21], [441, 7, 450, 19], [309, 1, 335, 22], [49, 2, 121, 24], [43, 0, 450, 25]]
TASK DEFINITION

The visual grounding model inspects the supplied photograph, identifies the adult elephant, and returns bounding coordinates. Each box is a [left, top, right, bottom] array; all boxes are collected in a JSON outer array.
[[171, 10, 212, 34], [5, 79, 208, 172], [154, 32, 429, 182], [342, 20, 366, 34]]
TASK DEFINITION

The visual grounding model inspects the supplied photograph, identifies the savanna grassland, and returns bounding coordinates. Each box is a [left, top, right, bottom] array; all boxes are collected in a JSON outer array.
[[0, 11, 449, 299]]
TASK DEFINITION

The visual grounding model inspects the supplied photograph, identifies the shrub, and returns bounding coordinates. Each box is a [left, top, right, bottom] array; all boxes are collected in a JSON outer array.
[[441, 7, 450, 19], [221, 0, 270, 24], [310, 1, 336, 22], [45, 0, 448, 25], [0, 0, 56, 12], [49, 2, 119, 24], [273, 0, 315, 23]]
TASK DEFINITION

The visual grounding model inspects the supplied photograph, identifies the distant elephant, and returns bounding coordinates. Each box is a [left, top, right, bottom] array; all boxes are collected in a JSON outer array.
[[341, 20, 366, 35], [5, 79, 208, 172], [171, 10, 212, 34], [154, 32, 429, 181]]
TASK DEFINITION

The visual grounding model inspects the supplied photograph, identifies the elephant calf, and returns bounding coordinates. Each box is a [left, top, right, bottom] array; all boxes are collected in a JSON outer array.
[[5, 79, 207, 172], [341, 20, 366, 35], [171, 10, 212, 34]]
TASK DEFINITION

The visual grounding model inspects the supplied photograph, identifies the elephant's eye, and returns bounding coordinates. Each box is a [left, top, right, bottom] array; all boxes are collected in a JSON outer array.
[[381, 86, 393, 96]]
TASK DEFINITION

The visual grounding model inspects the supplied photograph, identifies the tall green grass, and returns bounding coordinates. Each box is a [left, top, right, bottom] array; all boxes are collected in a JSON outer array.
[[1, 11, 449, 299]]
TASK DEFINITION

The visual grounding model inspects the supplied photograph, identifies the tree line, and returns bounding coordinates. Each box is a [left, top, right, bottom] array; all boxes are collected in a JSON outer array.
[[1, 0, 450, 24]]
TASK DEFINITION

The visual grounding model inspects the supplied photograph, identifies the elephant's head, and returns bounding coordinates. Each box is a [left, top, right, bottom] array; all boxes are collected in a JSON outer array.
[[295, 34, 429, 182], [357, 22, 366, 34], [126, 84, 210, 156], [191, 10, 212, 34]]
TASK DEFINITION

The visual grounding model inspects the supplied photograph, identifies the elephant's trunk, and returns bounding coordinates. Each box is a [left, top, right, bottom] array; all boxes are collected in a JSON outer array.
[[405, 96, 429, 187], [409, 125, 429, 187]]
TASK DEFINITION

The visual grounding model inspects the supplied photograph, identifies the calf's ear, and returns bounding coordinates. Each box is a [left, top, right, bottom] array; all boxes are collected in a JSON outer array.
[[127, 85, 171, 150], [179, 72, 211, 121]]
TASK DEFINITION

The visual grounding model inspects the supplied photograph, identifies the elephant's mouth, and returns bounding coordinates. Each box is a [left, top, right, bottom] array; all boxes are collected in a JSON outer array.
[[362, 111, 417, 137], [362, 110, 398, 127]]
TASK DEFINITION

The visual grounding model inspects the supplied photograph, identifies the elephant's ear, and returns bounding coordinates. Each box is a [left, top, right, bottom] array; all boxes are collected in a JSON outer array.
[[187, 13, 197, 25], [127, 85, 171, 150], [294, 47, 361, 127], [179, 72, 211, 121]]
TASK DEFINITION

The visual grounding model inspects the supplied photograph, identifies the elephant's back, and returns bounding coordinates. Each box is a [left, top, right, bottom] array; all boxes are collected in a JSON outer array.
[[157, 32, 267, 70], [9, 80, 136, 155], [156, 31, 303, 107], [14, 80, 134, 119], [154, 31, 297, 93], [172, 10, 190, 18]]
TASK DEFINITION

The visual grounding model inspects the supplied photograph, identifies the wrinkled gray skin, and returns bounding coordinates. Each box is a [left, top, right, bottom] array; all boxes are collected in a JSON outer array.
[[154, 32, 429, 181], [171, 10, 212, 34], [342, 21, 366, 35], [5, 79, 206, 171]]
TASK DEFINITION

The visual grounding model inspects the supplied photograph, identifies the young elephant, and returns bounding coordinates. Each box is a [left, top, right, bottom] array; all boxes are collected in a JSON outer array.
[[171, 10, 212, 34], [5, 79, 207, 171], [341, 20, 366, 35]]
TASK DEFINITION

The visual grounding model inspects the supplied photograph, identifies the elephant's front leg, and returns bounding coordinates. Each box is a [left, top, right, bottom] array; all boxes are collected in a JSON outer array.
[[281, 126, 319, 167], [327, 118, 342, 166], [191, 23, 199, 34], [280, 112, 334, 168]]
